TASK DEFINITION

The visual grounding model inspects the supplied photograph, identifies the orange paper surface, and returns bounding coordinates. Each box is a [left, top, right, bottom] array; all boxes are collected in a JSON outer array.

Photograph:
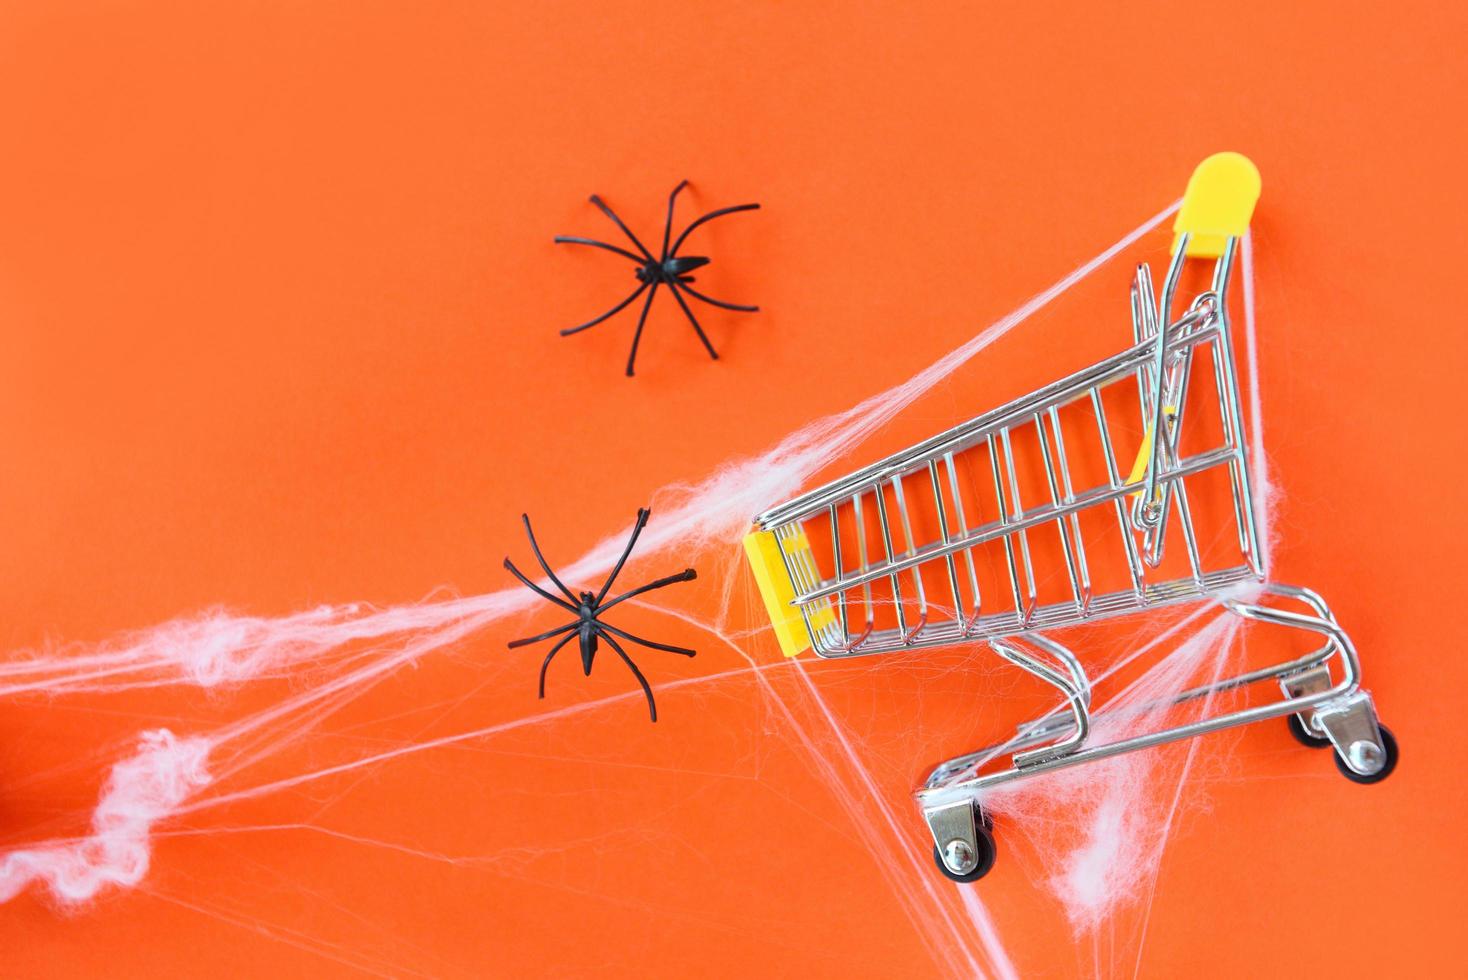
[[0, 2, 1464, 977]]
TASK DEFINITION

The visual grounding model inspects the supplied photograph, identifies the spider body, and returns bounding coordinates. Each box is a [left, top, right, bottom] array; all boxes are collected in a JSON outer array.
[[573, 591, 600, 674], [635, 254, 709, 285], [505, 508, 696, 721], [555, 181, 759, 376]]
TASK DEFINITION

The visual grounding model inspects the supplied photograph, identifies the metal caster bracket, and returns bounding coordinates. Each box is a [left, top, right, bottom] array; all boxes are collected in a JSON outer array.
[[1280, 662, 1333, 739], [1313, 691, 1388, 778], [926, 800, 982, 877]]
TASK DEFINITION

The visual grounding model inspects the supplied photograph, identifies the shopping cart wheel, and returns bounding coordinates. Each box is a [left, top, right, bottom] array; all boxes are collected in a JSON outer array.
[[1333, 723, 1398, 785], [933, 823, 997, 884], [1287, 713, 1332, 749]]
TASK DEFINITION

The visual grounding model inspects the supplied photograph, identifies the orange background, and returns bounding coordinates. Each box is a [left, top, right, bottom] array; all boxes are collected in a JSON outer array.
[[1, 2, 1465, 977]]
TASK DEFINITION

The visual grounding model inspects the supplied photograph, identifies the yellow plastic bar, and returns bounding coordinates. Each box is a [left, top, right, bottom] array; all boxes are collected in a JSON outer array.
[[742, 528, 836, 658], [1171, 152, 1261, 258], [1125, 405, 1177, 506]]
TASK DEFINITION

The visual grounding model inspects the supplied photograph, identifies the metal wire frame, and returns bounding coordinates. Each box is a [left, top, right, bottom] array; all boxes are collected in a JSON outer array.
[[916, 582, 1371, 798], [756, 236, 1262, 664], [748, 230, 1390, 880]]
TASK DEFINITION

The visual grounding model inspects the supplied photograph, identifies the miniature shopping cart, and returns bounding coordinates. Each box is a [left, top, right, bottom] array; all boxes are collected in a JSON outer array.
[[743, 154, 1395, 883]]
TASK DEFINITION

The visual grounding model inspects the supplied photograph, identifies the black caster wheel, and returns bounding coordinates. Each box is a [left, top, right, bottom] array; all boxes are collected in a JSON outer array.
[[933, 822, 997, 884], [1287, 712, 1332, 749], [1333, 723, 1398, 785]]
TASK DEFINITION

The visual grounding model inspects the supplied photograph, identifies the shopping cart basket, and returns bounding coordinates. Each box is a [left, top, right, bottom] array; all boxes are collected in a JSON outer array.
[[743, 154, 1395, 883]]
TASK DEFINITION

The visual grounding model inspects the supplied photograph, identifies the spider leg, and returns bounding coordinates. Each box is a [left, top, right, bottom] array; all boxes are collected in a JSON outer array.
[[598, 630, 658, 722], [597, 568, 696, 613], [669, 202, 760, 256], [520, 513, 580, 603], [553, 235, 646, 265], [589, 194, 655, 262], [561, 281, 649, 337], [624, 280, 661, 377], [594, 507, 651, 603], [503, 557, 577, 613], [508, 620, 577, 649], [667, 283, 720, 361], [662, 181, 689, 257], [599, 622, 697, 658], [537, 631, 577, 699], [673, 278, 759, 313]]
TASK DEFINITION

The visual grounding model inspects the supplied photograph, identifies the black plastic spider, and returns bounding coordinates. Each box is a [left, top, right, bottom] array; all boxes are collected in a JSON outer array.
[[504, 508, 696, 721], [555, 181, 760, 376]]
